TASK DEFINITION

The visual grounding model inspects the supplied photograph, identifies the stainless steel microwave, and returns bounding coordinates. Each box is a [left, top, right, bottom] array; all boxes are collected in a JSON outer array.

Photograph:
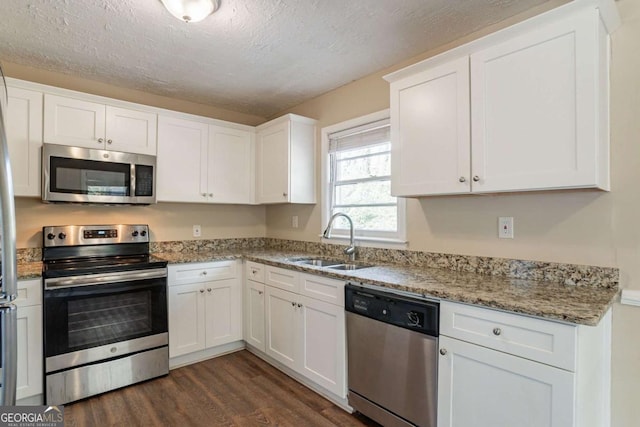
[[42, 143, 156, 204]]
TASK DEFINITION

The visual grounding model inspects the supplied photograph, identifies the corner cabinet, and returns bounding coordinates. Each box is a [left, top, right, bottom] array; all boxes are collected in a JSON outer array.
[[255, 114, 317, 204], [244, 262, 346, 399], [167, 261, 243, 359], [157, 116, 254, 204], [5, 86, 43, 197], [387, 6, 612, 196], [43, 94, 157, 155], [437, 301, 612, 427]]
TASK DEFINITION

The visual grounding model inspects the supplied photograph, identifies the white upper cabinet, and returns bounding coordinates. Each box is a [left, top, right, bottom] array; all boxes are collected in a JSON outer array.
[[470, 9, 608, 192], [207, 125, 254, 204], [43, 94, 157, 155], [255, 114, 316, 204], [157, 115, 209, 203], [156, 116, 254, 204], [390, 57, 470, 196], [5, 86, 43, 197], [386, 6, 612, 196]]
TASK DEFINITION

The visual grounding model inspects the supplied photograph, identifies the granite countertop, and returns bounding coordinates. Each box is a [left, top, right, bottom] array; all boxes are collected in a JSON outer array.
[[19, 249, 618, 326]]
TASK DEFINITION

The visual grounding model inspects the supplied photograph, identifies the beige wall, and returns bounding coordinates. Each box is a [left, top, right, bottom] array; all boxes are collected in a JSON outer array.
[[268, 1, 640, 425], [15, 198, 266, 248], [3, 62, 266, 126]]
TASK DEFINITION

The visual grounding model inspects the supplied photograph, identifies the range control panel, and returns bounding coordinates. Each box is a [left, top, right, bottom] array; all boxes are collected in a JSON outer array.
[[345, 283, 439, 336], [43, 224, 149, 247]]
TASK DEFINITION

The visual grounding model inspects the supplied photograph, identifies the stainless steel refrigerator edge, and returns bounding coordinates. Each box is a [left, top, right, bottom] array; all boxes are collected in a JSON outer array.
[[0, 64, 19, 406]]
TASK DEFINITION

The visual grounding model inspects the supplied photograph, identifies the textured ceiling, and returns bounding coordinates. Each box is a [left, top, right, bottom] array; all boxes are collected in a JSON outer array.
[[0, 0, 554, 117]]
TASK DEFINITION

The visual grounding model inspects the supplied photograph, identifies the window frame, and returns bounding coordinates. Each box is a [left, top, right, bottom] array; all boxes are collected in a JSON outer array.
[[320, 109, 407, 248]]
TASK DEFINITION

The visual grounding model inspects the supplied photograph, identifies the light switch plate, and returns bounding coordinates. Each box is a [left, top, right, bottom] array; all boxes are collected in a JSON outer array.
[[193, 225, 202, 237]]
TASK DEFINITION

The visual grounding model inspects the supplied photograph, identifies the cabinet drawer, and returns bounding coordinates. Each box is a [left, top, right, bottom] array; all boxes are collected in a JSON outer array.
[[15, 279, 42, 308], [440, 301, 577, 371], [245, 261, 265, 283], [264, 266, 299, 292], [299, 273, 345, 307], [169, 260, 238, 286]]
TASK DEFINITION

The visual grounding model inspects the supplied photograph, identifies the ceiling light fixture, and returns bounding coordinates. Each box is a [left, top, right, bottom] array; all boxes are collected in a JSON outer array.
[[160, 0, 220, 23]]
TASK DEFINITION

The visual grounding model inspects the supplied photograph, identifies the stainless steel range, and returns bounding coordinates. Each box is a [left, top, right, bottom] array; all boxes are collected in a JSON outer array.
[[42, 224, 169, 405]]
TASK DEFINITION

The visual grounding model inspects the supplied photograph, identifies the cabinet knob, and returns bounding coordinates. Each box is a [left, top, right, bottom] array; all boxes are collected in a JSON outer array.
[[291, 302, 295, 307], [208, 193, 213, 197], [107, 139, 113, 144], [201, 193, 206, 197], [473, 175, 480, 182], [202, 271, 207, 276], [207, 288, 212, 292], [459, 177, 466, 183], [258, 291, 263, 295], [297, 303, 302, 308], [439, 348, 447, 356], [199, 289, 205, 294], [493, 327, 502, 336], [283, 192, 288, 198], [97, 138, 104, 143]]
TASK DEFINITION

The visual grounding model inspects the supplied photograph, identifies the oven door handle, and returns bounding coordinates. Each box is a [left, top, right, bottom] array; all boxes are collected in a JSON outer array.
[[44, 268, 168, 290]]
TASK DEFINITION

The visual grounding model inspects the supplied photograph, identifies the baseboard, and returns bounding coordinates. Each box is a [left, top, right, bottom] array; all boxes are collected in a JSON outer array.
[[169, 341, 245, 369], [17, 394, 43, 406]]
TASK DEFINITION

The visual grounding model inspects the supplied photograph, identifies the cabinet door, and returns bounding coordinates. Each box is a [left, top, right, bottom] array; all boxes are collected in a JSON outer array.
[[438, 335, 574, 427], [299, 295, 346, 398], [390, 57, 471, 196], [43, 94, 106, 148], [245, 280, 265, 352], [264, 286, 299, 370], [208, 125, 254, 203], [16, 305, 43, 400], [6, 87, 43, 197], [168, 283, 206, 357], [204, 278, 243, 348], [255, 121, 289, 203], [470, 10, 603, 192], [105, 106, 157, 155], [157, 116, 209, 203]]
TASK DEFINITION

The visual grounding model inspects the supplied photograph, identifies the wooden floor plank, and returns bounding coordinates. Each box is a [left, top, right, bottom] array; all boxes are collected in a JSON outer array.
[[63, 350, 381, 427]]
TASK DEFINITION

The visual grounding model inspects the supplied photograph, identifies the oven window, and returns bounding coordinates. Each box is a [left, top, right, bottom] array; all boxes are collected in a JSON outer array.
[[44, 278, 167, 357], [68, 291, 152, 349], [50, 156, 130, 196]]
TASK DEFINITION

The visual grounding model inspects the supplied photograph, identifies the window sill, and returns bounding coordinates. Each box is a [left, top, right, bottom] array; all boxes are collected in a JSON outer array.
[[319, 235, 408, 250]]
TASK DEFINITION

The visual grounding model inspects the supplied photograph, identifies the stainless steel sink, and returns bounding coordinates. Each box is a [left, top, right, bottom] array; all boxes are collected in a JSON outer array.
[[327, 263, 372, 271], [296, 258, 343, 267]]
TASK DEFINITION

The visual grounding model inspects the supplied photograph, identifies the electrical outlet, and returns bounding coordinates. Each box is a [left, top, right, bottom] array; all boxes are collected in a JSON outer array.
[[192, 225, 202, 237], [292, 216, 299, 228], [498, 217, 514, 239]]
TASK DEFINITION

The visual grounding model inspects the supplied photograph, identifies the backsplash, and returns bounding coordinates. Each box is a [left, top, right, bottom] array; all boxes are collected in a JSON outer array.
[[149, 237, 619, 289]]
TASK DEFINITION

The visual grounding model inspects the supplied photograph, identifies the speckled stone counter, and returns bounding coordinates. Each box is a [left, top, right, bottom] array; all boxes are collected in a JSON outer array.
[[16, 238, 619, 326]]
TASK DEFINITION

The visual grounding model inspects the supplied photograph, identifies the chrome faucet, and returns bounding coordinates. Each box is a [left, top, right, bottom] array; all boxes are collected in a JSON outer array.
[[323, 212, 356, 262]]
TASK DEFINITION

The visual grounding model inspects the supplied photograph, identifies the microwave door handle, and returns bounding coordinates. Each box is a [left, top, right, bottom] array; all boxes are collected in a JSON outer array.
[[131, 163, 136, 197]]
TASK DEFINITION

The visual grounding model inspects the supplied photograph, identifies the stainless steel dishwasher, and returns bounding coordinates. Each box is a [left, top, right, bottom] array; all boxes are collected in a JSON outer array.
[[345, 283, 439, 427]]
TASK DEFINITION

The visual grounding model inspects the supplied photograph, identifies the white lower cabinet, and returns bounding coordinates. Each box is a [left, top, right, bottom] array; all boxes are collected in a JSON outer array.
[[438, 335, 574, 427], [15, 279, 43, 403], [438, 301, 612, 427], [247, 263, 346, 399], [168, 261, 242, 359]]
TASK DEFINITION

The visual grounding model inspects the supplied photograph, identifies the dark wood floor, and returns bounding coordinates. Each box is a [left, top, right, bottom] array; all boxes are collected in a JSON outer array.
[[64, 350, 381, 427]]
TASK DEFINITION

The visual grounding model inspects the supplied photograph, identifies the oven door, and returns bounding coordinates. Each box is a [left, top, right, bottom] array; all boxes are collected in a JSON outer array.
[[43, 270, 167, 373]]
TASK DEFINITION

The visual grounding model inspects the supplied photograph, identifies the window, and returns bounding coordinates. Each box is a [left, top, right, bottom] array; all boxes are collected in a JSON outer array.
[[322, 111, 406, 245]]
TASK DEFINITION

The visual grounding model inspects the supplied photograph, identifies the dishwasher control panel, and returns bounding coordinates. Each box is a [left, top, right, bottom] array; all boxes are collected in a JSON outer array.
[[345, 283, 439, 336]]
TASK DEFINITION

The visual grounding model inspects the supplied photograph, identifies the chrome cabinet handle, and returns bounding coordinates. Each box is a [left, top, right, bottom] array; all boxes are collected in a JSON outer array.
[[199, 289, 204, 294], [439, 348, 447, 356], [493, 327, 502, 336], [459, 177, 466, 182], [473, 175, 480, 182], [97, 138, 104, 143], [107, 139, 113, 144]]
